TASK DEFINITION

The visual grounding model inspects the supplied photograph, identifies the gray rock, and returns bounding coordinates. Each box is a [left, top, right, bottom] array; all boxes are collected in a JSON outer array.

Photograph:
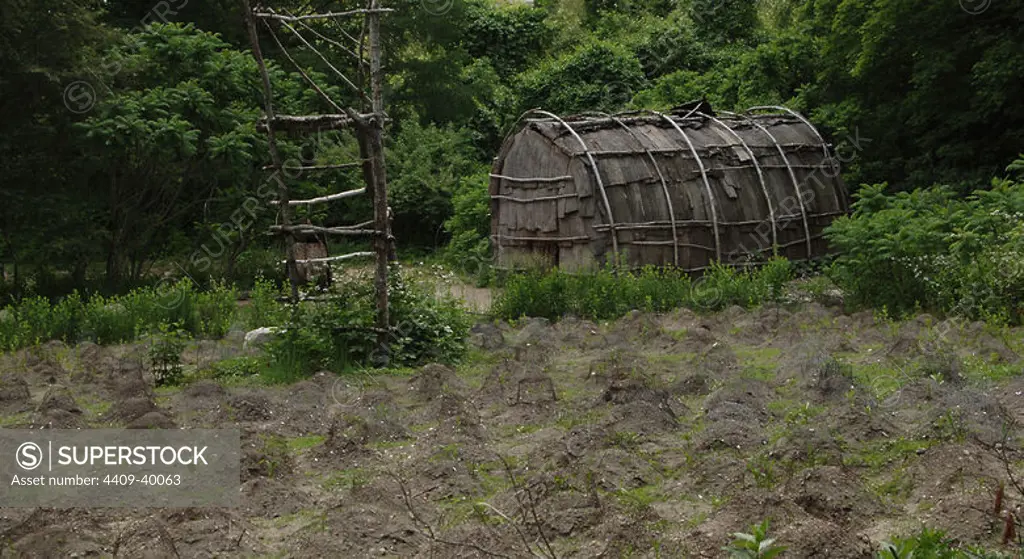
[[243, 327, 281, 350]]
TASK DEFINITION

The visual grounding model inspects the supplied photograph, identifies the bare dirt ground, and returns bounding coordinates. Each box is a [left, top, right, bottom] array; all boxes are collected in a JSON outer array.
[[2, 301, 1024, 557]]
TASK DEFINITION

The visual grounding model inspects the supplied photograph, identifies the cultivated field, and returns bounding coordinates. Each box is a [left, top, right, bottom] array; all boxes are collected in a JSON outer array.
[[1, 301, 1023, 557]]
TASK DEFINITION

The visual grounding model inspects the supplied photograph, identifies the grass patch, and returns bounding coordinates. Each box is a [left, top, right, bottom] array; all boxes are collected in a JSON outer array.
[[962, 356, 1021, 383], [851, 361, 909, 401], [616, 485, 663, 516], [494, 258, 792, 321], [287, 434, 326, 453], [321, 468, 371, 491], [844, 436, 934, 472]]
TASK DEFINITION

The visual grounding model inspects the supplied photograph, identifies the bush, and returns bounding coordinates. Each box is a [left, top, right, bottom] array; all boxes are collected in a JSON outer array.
[[826, 161, 1024, 324], [443, 171, 493, 285], [264, 264, 470, 380], [515, 40, 647, 114], [149, 323, 190, 387], [0, 280, 240, 352], [386, 121, 484, 245], [244, 275, 288, 329], [493, 257, 792, 321]]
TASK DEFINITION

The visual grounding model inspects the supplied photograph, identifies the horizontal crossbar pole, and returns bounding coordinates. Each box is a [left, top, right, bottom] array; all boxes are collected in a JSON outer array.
[[263, 162, 365, 171], [254, 9, 393, 21], [270, 188, 366, 205], [490, 174, 573, 184], [491, 193, 578, 203], [257, 113, 375, 133], [621, 240, 716, 251], [491, 234, 590, 242], [284, 252, 374, 264], [270, 224, 378, 236], [591, 212, 846, 231]]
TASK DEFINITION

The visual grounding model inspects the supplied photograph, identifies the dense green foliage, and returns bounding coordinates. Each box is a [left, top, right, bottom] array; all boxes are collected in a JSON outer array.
[[0, 281, 236, 351], [827, 158, 1024, 323], [495, 258, 792, 321], [265, 266, 470, 379], [0, 0, 1021, 343]]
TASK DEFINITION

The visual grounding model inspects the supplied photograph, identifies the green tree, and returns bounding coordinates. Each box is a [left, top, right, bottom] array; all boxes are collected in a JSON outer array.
[[516, 40, 647, 114], [74, 23, 311, 286], [0, 0, 110, 291], [799, 0, 1024, 187]]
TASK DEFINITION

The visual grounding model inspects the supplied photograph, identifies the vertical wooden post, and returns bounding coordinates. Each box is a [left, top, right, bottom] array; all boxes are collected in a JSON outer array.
[[368, 0, 392, 360], [242, 0, 300, 302]]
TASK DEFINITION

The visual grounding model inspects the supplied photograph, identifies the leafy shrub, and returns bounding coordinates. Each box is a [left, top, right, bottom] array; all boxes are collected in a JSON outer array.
[[0, 280, 240, 352], [386, 121, 484, 245], [494, 257, 792, 321], [724, 519, 785, 558], [264, 265, 470, 380], [826, 162, 1024, 324], [515, 40, 647, 114], [443, 172, 493, 286], [149, 323, 190, 387], [244, 276, 288, 329]]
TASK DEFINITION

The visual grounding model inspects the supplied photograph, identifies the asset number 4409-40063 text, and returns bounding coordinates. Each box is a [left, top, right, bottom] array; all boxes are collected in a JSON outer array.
[[103, 474, 182, 486]]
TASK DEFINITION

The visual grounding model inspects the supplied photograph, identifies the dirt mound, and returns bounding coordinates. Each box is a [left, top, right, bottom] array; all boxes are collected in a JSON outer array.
[[27, 359, 66, 386], [776, 516, 875, 558], [824, 405, 901, 443], [602, 379, 679, 434], [699, 382, 772, 450], [509, 316, 553, 347], [31, 386, 85, 428], [108, 396, 159, 422], [184, 379, 228, 401], [242, 437, 294, 481], [670, 372, 713, 396], [0, 372, 31, 411], [36, 385, 80, 414], [430, 391, 485, 439], [108, 359, 151, 400], [786, 466, 884, 522], [0, 509, 109, 557], [241, 477, 310, 518], [769, 426, 845, 466], [322, 409, 409, 455], [563, 424, 609, 459], [227, 393, 274, 422], [468, 322, 505, 349], [408, 363, 464, 401]]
